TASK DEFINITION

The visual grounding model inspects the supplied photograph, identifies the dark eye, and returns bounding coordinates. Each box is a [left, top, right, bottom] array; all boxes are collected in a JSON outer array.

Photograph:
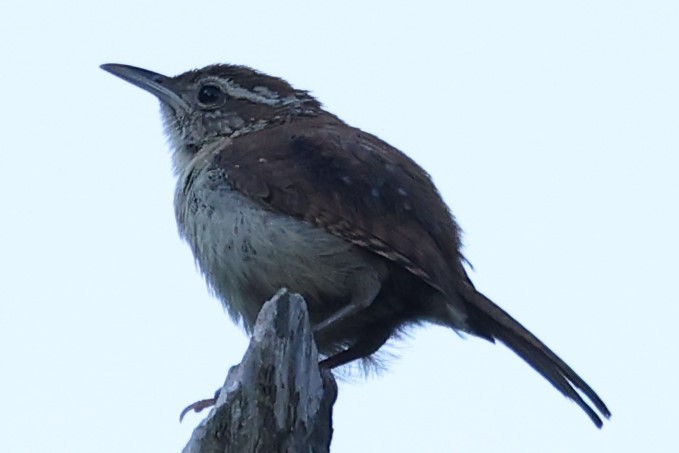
[[198, 84, 225, 106]]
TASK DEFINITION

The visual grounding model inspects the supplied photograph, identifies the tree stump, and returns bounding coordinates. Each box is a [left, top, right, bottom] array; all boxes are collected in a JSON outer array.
[[182, 289, 337, 453]]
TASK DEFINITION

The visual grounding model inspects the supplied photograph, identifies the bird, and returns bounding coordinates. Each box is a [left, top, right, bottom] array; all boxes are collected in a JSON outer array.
[[100, 62, 611, 427]]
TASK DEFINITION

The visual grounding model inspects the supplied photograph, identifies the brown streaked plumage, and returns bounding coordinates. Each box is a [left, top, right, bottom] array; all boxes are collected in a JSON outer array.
[[101, 63, 611, 427]]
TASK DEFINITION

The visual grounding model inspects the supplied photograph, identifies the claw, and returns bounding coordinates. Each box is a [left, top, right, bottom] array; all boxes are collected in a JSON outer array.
[[179, 397, 217, 422]]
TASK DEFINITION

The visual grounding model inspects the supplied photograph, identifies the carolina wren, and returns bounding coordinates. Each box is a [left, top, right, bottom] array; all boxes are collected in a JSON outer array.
[[101, 63, 610, 427]]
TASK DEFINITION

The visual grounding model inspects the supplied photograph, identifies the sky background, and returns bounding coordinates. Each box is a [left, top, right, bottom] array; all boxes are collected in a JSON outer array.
[[1, 1, 677, 452]]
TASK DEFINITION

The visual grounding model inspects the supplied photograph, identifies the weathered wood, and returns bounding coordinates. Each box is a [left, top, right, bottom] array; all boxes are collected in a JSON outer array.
[[182, 289, 337, 453]]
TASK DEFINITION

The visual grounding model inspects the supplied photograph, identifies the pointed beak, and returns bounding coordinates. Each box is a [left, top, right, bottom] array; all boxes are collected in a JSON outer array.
[[100, 63, 190, 113]]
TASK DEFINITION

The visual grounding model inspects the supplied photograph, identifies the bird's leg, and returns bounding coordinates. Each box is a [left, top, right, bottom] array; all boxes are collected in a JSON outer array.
[[313, 272, 382, 334], [320, 325, 392, 369]]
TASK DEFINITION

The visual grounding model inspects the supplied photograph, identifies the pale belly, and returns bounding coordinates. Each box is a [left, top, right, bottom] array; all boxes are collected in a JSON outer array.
[[174, 166, 382, 331]]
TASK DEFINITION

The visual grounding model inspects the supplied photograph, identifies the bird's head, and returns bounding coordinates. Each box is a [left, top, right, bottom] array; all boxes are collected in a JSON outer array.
[[101, 63, 321, 174]]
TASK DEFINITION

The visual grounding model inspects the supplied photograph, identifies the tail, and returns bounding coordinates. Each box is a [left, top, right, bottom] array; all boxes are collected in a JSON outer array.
[[458, 280, 611, 428]]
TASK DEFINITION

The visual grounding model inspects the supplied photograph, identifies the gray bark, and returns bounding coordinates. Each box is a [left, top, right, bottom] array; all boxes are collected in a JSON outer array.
[[182, 289, 337, 453]]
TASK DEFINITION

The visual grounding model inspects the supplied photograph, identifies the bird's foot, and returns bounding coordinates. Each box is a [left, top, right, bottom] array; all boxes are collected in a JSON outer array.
[[179, 389, 221, 422]]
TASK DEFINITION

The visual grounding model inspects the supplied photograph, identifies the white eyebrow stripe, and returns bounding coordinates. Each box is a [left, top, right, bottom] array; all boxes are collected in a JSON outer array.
[[223, 80, 303, 106]]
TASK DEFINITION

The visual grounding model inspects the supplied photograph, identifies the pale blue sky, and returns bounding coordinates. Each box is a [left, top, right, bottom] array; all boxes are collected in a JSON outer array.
[[1, 1, 677, 452]]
